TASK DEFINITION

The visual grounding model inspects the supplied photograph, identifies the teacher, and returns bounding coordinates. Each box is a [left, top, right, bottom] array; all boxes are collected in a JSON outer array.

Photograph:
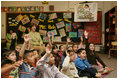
[[28, 23, 45, 55]]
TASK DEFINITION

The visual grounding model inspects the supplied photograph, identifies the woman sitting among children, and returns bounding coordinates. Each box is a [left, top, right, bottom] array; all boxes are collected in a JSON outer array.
[[84, 30, 110, 74]]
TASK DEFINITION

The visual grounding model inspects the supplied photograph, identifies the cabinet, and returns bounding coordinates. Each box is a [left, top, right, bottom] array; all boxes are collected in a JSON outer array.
[[105, 6, 117, 56]]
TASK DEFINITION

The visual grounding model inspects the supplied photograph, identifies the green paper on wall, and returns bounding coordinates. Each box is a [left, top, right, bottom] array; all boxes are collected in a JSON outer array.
[[69, 32, 77, 38]]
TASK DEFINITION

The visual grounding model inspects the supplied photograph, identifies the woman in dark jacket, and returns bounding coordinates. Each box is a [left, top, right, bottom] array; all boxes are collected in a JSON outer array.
[[84, 30, 109, 74]]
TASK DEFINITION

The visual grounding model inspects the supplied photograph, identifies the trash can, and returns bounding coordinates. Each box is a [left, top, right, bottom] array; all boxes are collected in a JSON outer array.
[[100, 46, 105, 54]]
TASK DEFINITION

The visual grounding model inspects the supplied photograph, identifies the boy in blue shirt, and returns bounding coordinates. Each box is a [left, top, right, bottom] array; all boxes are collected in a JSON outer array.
[[74, 48, 102, 78]]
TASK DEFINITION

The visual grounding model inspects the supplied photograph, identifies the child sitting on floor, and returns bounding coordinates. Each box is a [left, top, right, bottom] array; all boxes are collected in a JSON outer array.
[[32, 50, 39, 68], [1, 34, 30, 78], [15, 45, 21, 61], [72, 36, 83, 58], [60, 37, 71, 70], [58, 45, 65, 59], [1, 50, 23, 78], [61, 50, 79, 78], [18, 34, 39, 78], [36, 35, 68, 78], [74, 48, 102, 78]]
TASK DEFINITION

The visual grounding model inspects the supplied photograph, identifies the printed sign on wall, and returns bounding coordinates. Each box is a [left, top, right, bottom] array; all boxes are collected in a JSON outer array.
[[74, 3, 97, 22]]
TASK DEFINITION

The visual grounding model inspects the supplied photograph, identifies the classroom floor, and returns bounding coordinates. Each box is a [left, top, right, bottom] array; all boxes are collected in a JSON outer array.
[[97, 52, 117, 78]]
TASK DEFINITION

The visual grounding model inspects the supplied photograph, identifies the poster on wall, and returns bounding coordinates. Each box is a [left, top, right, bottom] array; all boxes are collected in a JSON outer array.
[[74, 3, 97, 22]]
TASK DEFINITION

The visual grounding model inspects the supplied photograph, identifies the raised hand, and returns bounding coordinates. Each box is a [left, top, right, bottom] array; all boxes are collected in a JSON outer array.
[[84, 30, 88, 39], [51, 32, 54, 39], [65, 50, 69, 57], [67, 37, 71, 42], [80, 36, 83, 42], [24, 34, 31, 43], [46, 47, 52, 55], [47, 31, 51, 38]]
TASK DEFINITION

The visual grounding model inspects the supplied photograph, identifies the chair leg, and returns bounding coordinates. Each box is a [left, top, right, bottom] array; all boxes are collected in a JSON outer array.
[[108, 50, 111, 58]]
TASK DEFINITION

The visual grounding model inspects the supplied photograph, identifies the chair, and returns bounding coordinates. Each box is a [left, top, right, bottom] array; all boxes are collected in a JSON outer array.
[[108, 42, 117, 58]]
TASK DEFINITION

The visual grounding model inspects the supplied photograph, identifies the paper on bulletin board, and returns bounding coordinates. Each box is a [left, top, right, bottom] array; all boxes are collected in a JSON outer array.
[[48, 13, 57, 20], [43, 36, 48, 42], [74, 3, 97, 22], [27, 27, 31, 32], [65, 23, 71, 32], [31, 19, 39, 26], [73, 23, 81, 29], [21, 17, 30, 25], [56, 21, 65, 29], [78, 29, 84, 37], [18, 25, 26, 32], [49, 29, 57, 35], [15, 14, 23, 22], [63, 13, 72, 18], [39, 30, 47, 36], [39, 13, 47, 20], [69, 32, 77, 38], [59, 28, 66, 37], [53, 36, 61, 42]]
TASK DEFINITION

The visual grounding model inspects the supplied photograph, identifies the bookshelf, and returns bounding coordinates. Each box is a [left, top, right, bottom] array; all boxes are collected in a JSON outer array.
[[104, 6, 117, 55]]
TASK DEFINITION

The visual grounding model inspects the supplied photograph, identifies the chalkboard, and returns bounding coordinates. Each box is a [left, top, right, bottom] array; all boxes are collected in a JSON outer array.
[[6, 12, 84, 43]]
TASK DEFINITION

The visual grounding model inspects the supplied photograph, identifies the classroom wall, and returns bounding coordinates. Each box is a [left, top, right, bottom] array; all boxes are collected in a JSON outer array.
[[1, 1, 117, 51]]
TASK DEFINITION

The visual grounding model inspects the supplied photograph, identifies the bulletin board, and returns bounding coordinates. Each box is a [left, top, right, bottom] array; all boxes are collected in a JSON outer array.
[[6, 12, 84, 43], [6, 11, 101, 44]]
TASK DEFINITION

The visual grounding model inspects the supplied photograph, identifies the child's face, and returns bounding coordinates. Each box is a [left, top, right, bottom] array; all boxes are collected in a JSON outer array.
[[53, 48, 58, 54], [6, 52, 16, 62], [10, 30, 13, 34], [60, 46, 65, 52], [89, 43, 95, 51], [73, 45, 78, 53], [70, 52, 76, 62], [85, 5, 89, 8], [78, 50, 87, 60], [15, 46, 21, 52], [48, 54, 55, 65], [68, 46, 72, 50], [25, 52, 35, 65], [33, 51, 39, 59]]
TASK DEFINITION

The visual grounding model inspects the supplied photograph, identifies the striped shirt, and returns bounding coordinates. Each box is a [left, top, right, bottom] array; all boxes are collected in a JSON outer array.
[[19, 62, 39, 78]]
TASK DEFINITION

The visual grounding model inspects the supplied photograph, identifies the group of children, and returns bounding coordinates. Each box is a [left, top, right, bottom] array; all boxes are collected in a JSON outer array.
[[1, 30, 113, 78]]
